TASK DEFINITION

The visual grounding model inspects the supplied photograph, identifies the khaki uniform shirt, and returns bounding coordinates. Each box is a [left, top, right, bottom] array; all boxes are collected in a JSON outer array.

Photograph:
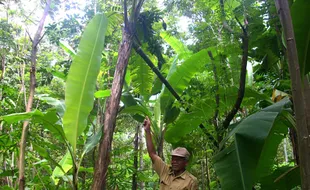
[[153, 156, 198, 190]]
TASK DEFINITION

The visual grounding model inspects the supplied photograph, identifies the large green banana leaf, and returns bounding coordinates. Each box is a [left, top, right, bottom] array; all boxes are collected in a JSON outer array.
[[160, 49, 214, 113], [165, 99, 215, 144], [129, 50, 155, 100], [291, 0, 310, 75], [213, 98, 293, 190], [63, 14, 108, 153], [160, 31, 192, 59]]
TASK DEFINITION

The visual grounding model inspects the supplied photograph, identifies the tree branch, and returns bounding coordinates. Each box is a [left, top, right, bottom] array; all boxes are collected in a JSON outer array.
[[124, 0, 128, 29], [222, 21, 248, 130], [219, 0, 234, 33]]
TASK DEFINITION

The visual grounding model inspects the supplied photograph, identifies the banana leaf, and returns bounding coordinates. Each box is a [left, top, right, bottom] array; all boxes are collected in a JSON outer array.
[[63, 14, 108, 153], [213, 98, 293, 190], [160, 48, 214, 114]]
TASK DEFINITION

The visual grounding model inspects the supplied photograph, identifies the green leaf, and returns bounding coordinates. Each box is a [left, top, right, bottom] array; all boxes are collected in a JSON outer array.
[[52, 151, 73, 185], [0, 110, 44, 123], [94, 90, 111, 98], [160, 49, 213, 113], [165, 101, 214, 144], [59, 40, 76, 57], [259, 166, 300, 190], [291, 0, 310, 75], [120, 105, 152, 118], [0, 170, 17, 177], [32, 143, 65, 174], [82, 130, 102, 158], [51, 70, 67, 80], [129, 50, 155, 100], [160, 32, 192, 58], [37, 94, 65, 117], [121, 92, 145, 122], [255, 113, 292, 179], [63, 14, 108, 153], [0, 110, 66, 142], [213, 98, 292, 190]]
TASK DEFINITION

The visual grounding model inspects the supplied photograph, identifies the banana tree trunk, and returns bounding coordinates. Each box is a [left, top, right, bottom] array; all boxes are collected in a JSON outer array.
[[18, 1, 51, 189], [92, 29, 133, 189], [275, 1, 310, 189]]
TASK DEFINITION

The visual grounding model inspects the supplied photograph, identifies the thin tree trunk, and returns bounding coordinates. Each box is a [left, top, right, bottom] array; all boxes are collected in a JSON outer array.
[[201, 160, 205, 190], [0, 56, 5, 101], [132, 125, 139, 190], [139, 124, 145, 190], [18, 1, 51, 189], [205, 152, 211, 190], [92, 29, 133, 189], [222, 19, 248, 129], [1, 55, 5, 82], [275, 1, 310, 189]]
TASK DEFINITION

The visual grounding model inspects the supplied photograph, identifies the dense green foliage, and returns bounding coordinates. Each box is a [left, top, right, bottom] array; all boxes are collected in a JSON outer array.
[[0, 0, 309, 189]]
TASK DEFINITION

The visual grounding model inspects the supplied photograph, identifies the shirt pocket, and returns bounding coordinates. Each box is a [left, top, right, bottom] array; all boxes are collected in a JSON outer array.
[[160, 178, 170, 186]]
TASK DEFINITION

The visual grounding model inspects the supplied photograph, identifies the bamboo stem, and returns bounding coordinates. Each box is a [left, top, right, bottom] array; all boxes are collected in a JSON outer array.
[[275, 0, 310, 189]]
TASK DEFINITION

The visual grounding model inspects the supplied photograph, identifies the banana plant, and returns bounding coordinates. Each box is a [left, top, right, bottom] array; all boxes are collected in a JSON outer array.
[[213, 98, 299, 190]]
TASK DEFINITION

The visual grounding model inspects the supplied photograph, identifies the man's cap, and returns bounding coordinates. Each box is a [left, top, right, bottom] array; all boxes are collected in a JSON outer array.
[[171, 147, 190, 160]]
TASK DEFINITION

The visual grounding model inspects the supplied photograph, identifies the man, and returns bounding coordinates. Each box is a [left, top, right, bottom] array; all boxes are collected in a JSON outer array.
[[143, 116, 198, 190]]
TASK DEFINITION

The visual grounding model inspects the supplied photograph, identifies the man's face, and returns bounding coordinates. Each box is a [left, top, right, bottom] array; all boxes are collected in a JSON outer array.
[[171, 156, 188, 172]]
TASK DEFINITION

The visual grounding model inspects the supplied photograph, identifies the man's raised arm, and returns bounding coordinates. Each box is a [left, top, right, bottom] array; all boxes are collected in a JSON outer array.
[[143, 116, 159, 163]]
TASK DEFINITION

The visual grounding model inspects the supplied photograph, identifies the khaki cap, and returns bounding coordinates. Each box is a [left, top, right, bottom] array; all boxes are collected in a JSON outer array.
[[171, 147, 190, 160]]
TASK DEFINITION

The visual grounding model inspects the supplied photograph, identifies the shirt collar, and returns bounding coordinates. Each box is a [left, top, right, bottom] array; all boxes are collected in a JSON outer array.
[[168, 167, 187, 180]]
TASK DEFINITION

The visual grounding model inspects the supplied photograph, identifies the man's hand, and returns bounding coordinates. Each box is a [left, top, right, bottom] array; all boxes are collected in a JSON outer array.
[[143, 116, 151, 133]]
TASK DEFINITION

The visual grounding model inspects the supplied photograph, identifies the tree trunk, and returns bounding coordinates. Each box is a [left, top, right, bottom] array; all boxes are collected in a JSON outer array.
[[132, 125, 139, 190], [139, 124, 145, 190], [205, 152, 211, 190], [0, 55, 5, 101], [92, 29, 133, 190], [222, 21, 248, 129], [275, 1, 310, 189], [18, 1, 51, 189], [1, 55, 5, 82]]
